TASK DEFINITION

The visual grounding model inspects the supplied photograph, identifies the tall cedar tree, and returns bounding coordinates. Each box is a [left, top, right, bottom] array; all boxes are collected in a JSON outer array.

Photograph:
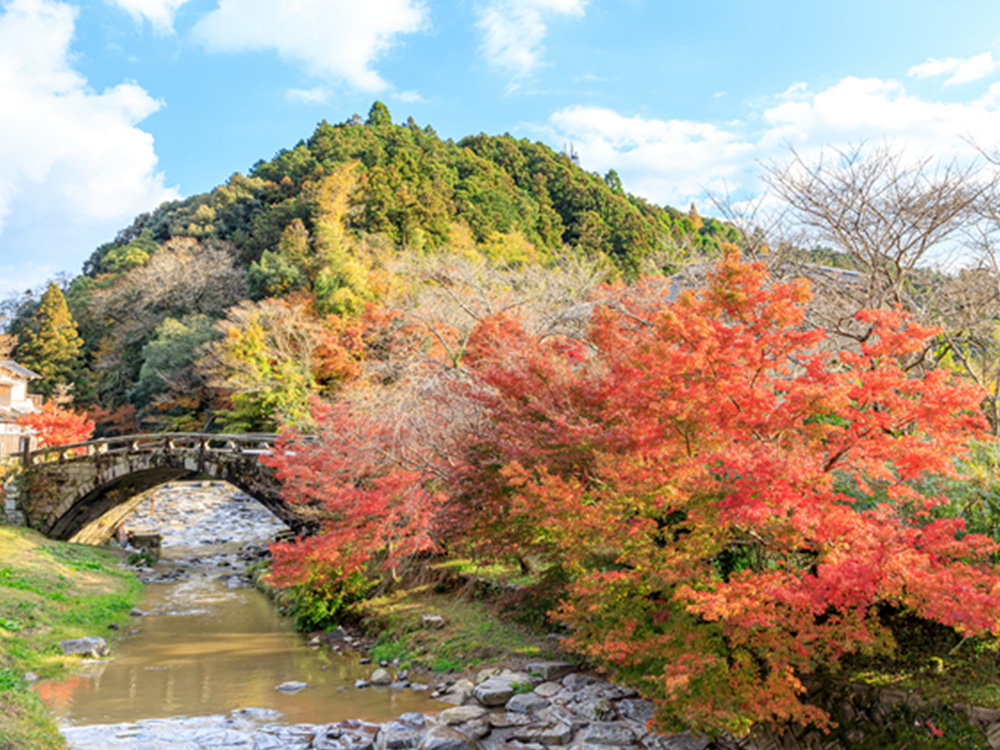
[[17, 282, 83, 401]]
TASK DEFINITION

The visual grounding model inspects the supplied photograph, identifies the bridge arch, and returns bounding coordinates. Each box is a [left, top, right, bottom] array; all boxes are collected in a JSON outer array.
[[14, 434, 303, 540]]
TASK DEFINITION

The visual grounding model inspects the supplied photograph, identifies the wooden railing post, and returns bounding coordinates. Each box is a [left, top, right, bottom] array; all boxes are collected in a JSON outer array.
[[19, 436, 31, 468]]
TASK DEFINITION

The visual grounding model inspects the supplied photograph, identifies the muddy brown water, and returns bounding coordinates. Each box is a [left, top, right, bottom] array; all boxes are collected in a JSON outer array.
[[35, 484, 443, 728]]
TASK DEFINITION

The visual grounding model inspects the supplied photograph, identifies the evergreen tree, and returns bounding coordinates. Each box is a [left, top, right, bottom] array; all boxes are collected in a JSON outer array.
[[17, 282, 83, 401], [366, 100, 392, 127]]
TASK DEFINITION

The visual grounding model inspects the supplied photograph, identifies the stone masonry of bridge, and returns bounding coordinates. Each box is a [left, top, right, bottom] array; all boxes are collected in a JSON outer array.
[[9, 433, 304, 540]]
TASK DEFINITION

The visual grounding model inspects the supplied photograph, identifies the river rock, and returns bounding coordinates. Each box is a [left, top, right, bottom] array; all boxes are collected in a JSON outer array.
[[254, 724, 317, 749], [418, 725, 478, 750], [276, 680, 309, 693], [439, 705, 488, 725], [510, 721, 573, 746], [441, 678, 475, 704], [376, 713, 427, 750], [486, 712, 534, 728], [526, 661, 574, 681], [578, 698, 615, 722], [327, 626, 348, 640], [475, 667, 501, 684], [617, 698, 655, 726], [371, 668, 394, 685], [499, 669, 534, 684], [582, 722, 638, 746], [314, 720, 382, 750], [562, 673, 600, 691], [59, 636, 109, 658], [582, 683, 628, 703], [535, 705, 590, 732], [473, 678, 515, 707], [461, 720, 491, 740], [533, 681, 562, 699], [506, 692, 550, 714]]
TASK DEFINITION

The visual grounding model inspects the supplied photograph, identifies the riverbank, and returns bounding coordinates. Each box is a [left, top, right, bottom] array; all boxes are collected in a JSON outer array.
[[0, 526, 144, 750]]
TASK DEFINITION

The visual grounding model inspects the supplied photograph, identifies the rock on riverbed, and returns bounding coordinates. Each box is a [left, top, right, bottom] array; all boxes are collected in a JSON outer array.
[[61, 668, 709, 750]]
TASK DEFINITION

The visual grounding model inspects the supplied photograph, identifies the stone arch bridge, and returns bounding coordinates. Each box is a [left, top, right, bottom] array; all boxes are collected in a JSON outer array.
[[10, 433, 302, 540]]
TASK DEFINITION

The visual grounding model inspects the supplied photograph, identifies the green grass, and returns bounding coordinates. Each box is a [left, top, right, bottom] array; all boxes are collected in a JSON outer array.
[[359, 584, 562, 674], [0, 526, 144, 750]]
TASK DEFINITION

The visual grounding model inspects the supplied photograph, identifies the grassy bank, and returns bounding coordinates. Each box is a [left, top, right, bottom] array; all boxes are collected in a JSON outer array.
[[359, 583, 563, 674], [0, 526, 143, 750], [256, 554, 567, 677]]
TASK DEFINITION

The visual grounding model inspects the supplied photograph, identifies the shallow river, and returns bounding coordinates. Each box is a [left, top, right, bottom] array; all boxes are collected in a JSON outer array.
[[36, 482, 440, 731]]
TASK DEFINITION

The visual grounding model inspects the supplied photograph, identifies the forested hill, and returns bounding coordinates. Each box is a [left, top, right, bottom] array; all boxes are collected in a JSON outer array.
[[10, 102, 739, 432], [84, 102, 737, 279]]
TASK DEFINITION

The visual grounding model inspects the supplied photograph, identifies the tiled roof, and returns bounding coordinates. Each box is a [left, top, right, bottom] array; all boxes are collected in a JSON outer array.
[[0, 361, 39, 380]]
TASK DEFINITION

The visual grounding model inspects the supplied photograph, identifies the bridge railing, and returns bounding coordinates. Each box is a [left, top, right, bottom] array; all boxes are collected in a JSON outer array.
[[22, 432, 281, 467]]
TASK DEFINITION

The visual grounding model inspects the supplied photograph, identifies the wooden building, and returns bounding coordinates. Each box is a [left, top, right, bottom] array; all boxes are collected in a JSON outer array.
[[0, 361, 40, 458]]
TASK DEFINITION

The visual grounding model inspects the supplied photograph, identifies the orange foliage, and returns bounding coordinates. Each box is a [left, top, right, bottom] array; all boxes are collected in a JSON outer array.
[[264, 249, 999, 735], [17, 402, 95, 449]]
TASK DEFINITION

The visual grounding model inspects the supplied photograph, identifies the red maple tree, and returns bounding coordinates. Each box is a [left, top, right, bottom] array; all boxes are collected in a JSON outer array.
[[262, 396, 449, 590], [16, 402, 95, 449], [264, 249, 1000, 735]]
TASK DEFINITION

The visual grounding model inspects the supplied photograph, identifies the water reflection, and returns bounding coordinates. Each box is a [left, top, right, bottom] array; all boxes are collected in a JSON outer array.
[[36, 483, 441, 727]]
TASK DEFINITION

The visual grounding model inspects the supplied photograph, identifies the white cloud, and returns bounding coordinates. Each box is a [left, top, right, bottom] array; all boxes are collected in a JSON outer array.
[[476, 0, 586, 80], [908, 51, 997, 85], [106, 0, 191, 33], [544, 72, 1000, 211], [287, 86, 330, 104], [192, 0, 429, 92], [549, 105, 755, 203], [0, 0, 177, 287]]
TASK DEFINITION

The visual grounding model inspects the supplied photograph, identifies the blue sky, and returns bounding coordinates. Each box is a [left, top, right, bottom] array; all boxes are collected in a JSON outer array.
[[4, 0, 1000, 296]]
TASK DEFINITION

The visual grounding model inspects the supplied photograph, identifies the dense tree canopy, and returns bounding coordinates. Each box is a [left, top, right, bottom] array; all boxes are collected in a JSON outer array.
[[23, 106, 734, 428], [265, 250, 997, 736]]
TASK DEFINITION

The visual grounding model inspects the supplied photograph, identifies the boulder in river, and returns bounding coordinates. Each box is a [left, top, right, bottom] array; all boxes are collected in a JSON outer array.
[[276, 681, 309, 693], [371, 668, 394, 685], [59, 637, 109, 658]]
